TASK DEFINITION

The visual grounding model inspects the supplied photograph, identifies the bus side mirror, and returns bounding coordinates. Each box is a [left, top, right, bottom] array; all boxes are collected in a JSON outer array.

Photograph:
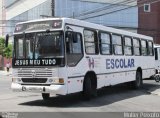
[[5, 34, 9, 47]]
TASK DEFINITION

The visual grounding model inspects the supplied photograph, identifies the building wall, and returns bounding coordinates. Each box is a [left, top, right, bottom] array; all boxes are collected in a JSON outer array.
[[0, 0, 7, 36], [5, 0, 50, 20], [0, 0, 3, 36], [138, 0, 160, 44], [5, 0, 52, 36], [54, 0, 138, 32]]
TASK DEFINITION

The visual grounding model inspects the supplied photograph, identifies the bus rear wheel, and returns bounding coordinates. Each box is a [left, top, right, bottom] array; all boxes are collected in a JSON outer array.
[[132, 71, 143, 89], [42, 93, 50, 100]]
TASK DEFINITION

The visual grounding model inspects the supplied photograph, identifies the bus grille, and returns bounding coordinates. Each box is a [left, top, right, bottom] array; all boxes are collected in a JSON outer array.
[[16, 68, 55, 78], [21, 78, 47, 83]]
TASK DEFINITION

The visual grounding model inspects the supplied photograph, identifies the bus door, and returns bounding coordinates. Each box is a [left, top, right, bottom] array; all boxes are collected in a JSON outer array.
[[65, 25, 85, 93]]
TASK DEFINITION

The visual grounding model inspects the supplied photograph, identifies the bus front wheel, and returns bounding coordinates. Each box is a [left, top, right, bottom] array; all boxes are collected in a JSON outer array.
[[83, 75, 97, 100], [42, 93, 50, 100]]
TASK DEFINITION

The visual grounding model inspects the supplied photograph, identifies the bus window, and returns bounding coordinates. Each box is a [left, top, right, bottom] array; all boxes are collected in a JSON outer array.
[[15, 35, 25, 59], [36, 32, 64, 58], [141, 40, 147, 56], [148, 41, 154, 56], [84, 29, 98, 54], [26, 33, 34, 59], [124, 37, 132, 55], [66, 32, 83, 66], [112, 34, 123, 55], [133, 38, 141, 56], [99, 32, 111, 55]]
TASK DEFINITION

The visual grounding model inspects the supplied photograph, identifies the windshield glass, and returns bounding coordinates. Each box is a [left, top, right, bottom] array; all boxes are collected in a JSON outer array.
[[35, 32, 64, 59], [13, 31, 64, 67]]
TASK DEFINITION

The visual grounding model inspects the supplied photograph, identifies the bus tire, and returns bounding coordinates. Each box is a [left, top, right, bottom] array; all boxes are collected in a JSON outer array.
[[83, 74, 97, 100], [132, 71, 143, 89], [42, 93, 50, 100], [83, 76, 92, 100]]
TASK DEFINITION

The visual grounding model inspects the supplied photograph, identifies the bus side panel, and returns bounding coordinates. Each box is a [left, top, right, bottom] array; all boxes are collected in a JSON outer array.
[[66, 57, 87, 94]]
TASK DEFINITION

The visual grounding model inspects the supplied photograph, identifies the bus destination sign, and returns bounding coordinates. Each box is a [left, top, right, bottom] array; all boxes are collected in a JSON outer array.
[[12, 58, 64, 67], [14, 20, 62, 33]]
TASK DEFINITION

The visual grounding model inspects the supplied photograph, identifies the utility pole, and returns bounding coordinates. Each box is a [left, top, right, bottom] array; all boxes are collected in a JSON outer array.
[[2, 0, 6, 36], [51, 0, 55, 17]]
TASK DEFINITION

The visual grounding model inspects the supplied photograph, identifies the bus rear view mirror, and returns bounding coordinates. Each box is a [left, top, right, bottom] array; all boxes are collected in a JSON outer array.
[[5, 34, 9, 47]]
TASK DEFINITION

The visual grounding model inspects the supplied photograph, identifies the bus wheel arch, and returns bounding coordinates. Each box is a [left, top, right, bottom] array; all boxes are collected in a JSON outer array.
[[83, 71, 97, 100]]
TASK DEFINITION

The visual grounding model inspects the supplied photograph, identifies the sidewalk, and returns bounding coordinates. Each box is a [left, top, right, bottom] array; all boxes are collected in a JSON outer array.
[[0, 68, 12, 76]]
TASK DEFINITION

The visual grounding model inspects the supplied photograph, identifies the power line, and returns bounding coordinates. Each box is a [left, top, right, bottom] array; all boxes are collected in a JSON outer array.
[[69, 0, 137, 18], [77, 0, 160, 20], [78, 0, 136, 17], [77, 0, 137, 20]]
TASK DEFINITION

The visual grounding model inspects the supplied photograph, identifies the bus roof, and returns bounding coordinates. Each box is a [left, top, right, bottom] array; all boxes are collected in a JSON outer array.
[[16, 17, 153, 41], [154, 44, 160, 48]]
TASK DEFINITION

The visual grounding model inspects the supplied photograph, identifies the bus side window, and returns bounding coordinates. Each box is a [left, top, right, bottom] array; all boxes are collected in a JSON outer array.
[[141, 40, 147, 56], [124, 37, 133, 55], [112, 34, 123, 55], [133, 38, 141, 56], [99, 32, 111, 55], [148, 41, 154, 56], [84, 29, 99, 54]]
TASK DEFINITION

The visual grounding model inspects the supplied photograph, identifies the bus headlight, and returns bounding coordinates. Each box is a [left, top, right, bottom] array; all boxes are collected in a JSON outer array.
[[17, 78, 22, 82], [49, 79, 53, 83], [53, 78, 64, 84], [12, 78, 21, 83]]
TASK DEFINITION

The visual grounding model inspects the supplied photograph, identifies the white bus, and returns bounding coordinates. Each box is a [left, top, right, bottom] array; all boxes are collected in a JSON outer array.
[[9, 18, 155, 100]]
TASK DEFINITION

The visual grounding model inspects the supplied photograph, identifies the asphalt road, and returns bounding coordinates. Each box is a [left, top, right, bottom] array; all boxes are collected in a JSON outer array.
[[0, 74, 160, 112]]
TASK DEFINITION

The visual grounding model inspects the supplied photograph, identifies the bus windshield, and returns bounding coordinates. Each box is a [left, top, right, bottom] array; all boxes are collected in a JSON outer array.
[[13, 31, 64, 67], [35, 32, 64, 58]]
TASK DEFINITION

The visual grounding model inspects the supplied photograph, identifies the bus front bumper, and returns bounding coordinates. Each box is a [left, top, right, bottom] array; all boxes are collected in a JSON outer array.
[[11, 83, 66, 95]]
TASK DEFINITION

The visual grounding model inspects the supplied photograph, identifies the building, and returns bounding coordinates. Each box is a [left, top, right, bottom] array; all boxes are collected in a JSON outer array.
[[5, 0, 52, 36], [138, 0, 160, 44], [0, 0, 4, 36], [54, 0, 138, 33]]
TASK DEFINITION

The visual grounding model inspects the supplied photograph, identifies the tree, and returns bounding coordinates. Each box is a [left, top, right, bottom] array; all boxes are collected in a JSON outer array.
[[0, 37, 5, 56], [0, 37, 12, 58], [4, 44, 12, 58]]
